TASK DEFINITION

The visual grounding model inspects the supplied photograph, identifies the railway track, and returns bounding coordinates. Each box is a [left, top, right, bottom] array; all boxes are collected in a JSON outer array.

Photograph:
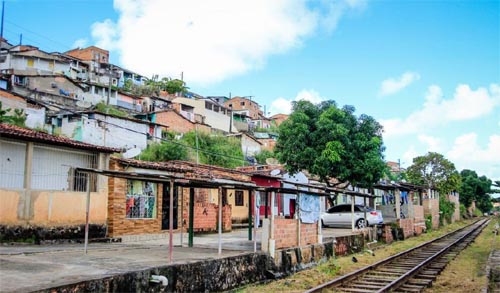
[[306, 218, 490, 293]]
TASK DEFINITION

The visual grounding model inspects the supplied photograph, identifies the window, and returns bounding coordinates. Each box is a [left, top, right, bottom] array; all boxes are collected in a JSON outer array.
[[205, 101, 212, 110], [29, 145, 98, 191], [235, 190, 244, 206], [49, 61, 55, 70], [27, 59, 34, 67], [213, 105, 219, 112], [240, 101, 245, 106], [126, 181, 157, 219]]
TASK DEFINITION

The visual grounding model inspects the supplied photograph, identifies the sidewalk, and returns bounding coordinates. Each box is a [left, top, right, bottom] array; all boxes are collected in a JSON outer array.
[[0, 229, 260, 293], [0, 227, 357, 292]]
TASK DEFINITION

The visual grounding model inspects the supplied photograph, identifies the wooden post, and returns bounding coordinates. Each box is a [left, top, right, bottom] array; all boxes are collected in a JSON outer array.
[[169, 179, 174, 262], [84, 174, 91, 254], [351, 195, 355, 231], [248, 190, 253, 240], [188, 187, 194, 247], [218, 186, 223, 255]]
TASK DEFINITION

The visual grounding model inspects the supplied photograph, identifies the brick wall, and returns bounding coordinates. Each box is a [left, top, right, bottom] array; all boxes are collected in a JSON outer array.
[[447, 193, 461, 222], [300, 222, 318, 246], [107, 161, 164, 238], [155, 110, 195, 134], [398, 218, 414, 239], [180, 187, 232, 232], [381, 224, 393, 244], [274, 219, 298, 249], [423, 198, 440, 229], [413, 205, 425, 235], [273, 219, 318, 249]]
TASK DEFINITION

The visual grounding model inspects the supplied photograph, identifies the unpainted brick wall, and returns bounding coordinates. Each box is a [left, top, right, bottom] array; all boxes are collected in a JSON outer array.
[[381, 224, 393, 244], [413, 205, 426, 234], [273, 219, 319, 249], [107, 160, 164, 238], [423, 198, 440, 229], [398, 218, 414, 239]]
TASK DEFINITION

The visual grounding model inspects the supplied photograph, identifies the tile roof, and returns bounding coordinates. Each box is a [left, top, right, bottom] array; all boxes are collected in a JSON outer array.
[[0, 123, 120, 153], [112, 157, 252, 182]]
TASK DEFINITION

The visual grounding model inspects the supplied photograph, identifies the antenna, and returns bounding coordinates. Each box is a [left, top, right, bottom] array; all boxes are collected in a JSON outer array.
[[123, 147, 141, 159]]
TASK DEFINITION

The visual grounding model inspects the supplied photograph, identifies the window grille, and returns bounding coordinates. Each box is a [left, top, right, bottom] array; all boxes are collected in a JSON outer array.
[[0, 139, 26, 189], [235, 190, 244, 206], [126, 181, 157, 219], [31, 145, 98, 191]]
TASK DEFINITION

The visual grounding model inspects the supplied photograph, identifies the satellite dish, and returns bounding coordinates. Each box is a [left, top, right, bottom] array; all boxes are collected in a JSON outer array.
[[76, 100, 92, 109], [270, 169, 281, 176], [123, 147, 141, 159], [266, 158, 279, 165]]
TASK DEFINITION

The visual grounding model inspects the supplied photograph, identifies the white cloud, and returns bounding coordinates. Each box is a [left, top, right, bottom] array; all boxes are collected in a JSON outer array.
[[72, 38, 88, 49], [402, 145, 418, 167], [447, 133, 500, 180], [91, 0, 362, 85], [381, 83, 500, 138], [269, 89, 327, 115], [417, 134, 442, 152], [379, 71, 420, 96]]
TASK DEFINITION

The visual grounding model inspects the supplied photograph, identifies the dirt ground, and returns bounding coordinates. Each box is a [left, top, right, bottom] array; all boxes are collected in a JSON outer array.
[[236, 218, 494, 293]]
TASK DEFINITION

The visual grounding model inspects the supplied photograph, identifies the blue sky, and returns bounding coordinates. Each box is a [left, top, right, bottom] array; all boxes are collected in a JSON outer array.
[[4, 0, 500, 182]]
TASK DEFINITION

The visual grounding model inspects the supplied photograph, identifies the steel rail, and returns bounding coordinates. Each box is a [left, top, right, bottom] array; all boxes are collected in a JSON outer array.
[[305, 218, 487, 293], [375, 218, 489, 292]]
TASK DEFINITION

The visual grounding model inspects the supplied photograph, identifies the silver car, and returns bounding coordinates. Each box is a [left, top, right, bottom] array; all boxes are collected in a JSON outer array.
[[321, 204, 384, 228]]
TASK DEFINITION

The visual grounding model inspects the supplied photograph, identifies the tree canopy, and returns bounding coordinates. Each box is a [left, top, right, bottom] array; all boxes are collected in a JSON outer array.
[[275, 100, 386, 188], [406, 152, 461, 195], [459, 169, 493, 213]]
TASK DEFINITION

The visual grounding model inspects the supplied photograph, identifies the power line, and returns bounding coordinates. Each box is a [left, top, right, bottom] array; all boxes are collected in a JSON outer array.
[[22, 95, 250, 165], [5, 20, 72, 49]]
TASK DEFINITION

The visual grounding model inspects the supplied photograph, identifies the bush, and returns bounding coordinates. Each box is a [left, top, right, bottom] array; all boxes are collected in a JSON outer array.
[[460, 203, 468, 219], [425, 215, 433, 231], [138, 141, 188, 162]]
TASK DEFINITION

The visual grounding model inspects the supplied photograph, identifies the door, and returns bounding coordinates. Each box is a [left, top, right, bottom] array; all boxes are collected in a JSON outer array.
[[162, 183, 178, 230]]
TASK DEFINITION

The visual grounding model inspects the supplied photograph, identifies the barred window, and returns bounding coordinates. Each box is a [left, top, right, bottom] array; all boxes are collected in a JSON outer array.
[[235, 190, 244, 206], [31, 145, 98, 191], [126, 181, 157, 219]]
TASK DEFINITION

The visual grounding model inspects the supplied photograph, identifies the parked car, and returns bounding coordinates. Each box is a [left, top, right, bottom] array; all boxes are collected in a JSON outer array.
[[321, 204, 384, 229]]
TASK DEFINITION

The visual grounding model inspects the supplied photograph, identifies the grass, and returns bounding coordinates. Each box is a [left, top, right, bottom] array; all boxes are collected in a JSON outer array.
[[235, 219, 482, 293], [426, 217, 499, 292]]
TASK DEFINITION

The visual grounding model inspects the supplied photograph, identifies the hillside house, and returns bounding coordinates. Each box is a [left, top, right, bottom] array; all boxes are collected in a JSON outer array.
[[172, 97, 234, 133], [0, 89, 46, 129], [51, 111, 164, 151]]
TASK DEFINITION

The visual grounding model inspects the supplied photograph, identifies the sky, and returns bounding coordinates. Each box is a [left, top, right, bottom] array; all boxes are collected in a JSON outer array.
[[3, 0, 500, 183]]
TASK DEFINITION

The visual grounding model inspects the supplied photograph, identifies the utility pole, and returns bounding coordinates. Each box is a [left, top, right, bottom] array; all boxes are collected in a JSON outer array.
[[1, 1, 5, 39], [107, 64, 113, 105]]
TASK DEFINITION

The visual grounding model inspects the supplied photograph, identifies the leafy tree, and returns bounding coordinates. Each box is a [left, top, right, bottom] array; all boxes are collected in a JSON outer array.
[[138, 141, 188, 162], [255, 150, 276, 165], [406, 152, 461, 195], [0, 102, 26, 127], [275, 100, 386, 188], [459, 169, 493, 213]]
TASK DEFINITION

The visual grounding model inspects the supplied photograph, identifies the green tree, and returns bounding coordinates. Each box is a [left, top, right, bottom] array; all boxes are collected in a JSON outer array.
[[138, 141, 188, 162], [406, 152, 461, 195], [406, 152, 461, 223], [0, 102, 26, 127], [459, 169, 493, 213], [255, 150, 276, 165], [275, 100, 386, 188]]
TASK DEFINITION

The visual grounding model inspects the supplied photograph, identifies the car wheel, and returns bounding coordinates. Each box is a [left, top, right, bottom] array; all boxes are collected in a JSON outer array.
[[321, 219, 326, 228], [356, 218, 366, 229]]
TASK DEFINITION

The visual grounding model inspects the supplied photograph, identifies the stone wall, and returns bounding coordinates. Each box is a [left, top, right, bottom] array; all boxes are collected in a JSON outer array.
[[35, 236, 363, 292], [381, 224, 393, 244], [0, 224, 106, 243]]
